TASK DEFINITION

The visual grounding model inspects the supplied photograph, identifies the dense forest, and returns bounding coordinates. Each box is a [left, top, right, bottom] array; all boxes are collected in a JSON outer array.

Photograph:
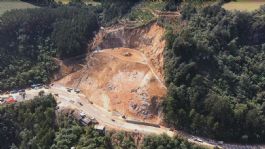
[[0, 0, 142, 91], [0, 6, 99, 91], [164, 4, 265, 143], [0, 95, 57, 148], [142, 134, 202, 149], [0, 95, 109, 148], [99, 0, 140, 25], [0, 95, 201, 149]]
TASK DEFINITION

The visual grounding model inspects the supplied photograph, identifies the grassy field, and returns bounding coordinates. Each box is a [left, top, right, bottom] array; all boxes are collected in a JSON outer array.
[[0, 1, 37, 16], [125, 1, 167, 27], [55, 0, 100, 6], [222, 1, 265, 12]]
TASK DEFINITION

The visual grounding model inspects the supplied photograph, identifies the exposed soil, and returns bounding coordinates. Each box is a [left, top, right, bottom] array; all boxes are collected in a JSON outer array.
[[57, 22, 166, 124], [93, 22, 166, 83]]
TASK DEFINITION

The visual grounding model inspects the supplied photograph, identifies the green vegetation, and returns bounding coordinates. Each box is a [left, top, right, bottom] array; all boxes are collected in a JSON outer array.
[[0, 1, 37, 16], [0, 95, 201, 149], [126, 1, 167, 26], [51, 116, 109, 149], [0, 95, 57, 148], [164, 0, 182, 11], [0, 0, 140, 91], [109, 131, 203, 149], [0, 95, 109, 149], [164, 4, 265, 143], [0, 6, 99, 91], [100, 0, 140, 26], [109, 131, 137, 149], [143, 134, 203, 149]]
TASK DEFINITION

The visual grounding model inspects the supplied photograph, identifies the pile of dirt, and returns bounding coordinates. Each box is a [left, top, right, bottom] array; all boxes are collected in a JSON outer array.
[[57, 22, 166, 124], [53, 55, 86, 80], [94, 22, 166, 83]]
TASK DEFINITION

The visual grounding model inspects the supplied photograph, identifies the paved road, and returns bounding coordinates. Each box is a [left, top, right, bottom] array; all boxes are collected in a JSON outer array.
[[50, 84, 174, 136], [1, 84, 265, 149]]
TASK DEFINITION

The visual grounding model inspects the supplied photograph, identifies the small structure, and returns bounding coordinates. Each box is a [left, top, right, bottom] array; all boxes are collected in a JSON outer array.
[[6, 97, 16, 103], [80, 118, 91, 126], [123, 52, 132, 57], [94, 124, 105, 134]]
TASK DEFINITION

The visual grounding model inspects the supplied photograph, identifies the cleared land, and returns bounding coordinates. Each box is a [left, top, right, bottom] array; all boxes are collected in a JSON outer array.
[[55, 0, 100, 5], [125, 1, 167, 26], [0, 1, 37, 16], [222, 1, 265, 12]]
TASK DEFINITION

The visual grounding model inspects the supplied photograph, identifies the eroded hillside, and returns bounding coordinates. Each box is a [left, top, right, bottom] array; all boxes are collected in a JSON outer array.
[[57, 22, 166, 123]]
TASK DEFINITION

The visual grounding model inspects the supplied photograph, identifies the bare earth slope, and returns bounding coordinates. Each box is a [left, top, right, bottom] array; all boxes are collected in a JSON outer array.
[[57, 22, 166, 123]]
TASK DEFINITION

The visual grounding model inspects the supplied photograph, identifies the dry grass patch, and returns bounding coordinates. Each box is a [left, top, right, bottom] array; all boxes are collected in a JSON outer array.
[[55, 0, 100, 5], [0, 1, 37, 16], [222, 1, 265, 12]]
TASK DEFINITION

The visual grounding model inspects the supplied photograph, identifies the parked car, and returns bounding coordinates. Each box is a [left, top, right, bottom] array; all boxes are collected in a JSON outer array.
[[194, 138, 203, 143], [18, 89, 25, 93], [10, 90, 18, 94], [78, 102, 83, 106], [19, 92, 26, 96], [217, 141, 224, 145], [80, 112, 86, 118], [74, 89, 80, 93], [31, 84, 42, 89]]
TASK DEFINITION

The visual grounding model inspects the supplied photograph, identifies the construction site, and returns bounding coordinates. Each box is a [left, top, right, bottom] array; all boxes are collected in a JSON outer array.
[[56, 22, 167, 124]]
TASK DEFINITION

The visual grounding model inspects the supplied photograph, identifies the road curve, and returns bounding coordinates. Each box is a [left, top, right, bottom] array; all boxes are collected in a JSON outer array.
[[1, 84, 265, 149]]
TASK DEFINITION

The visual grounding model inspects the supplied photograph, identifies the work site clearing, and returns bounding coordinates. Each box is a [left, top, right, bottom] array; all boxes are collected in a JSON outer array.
[[57, 22, 166, 124]]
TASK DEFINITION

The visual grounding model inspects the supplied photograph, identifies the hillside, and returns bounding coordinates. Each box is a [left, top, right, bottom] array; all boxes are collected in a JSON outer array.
[[57, 22, 167, 123], [1, 0, 265, 147], [0, 6, 99, 91], [0, 1, 37, 16], [164, 3, 265, 143]]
